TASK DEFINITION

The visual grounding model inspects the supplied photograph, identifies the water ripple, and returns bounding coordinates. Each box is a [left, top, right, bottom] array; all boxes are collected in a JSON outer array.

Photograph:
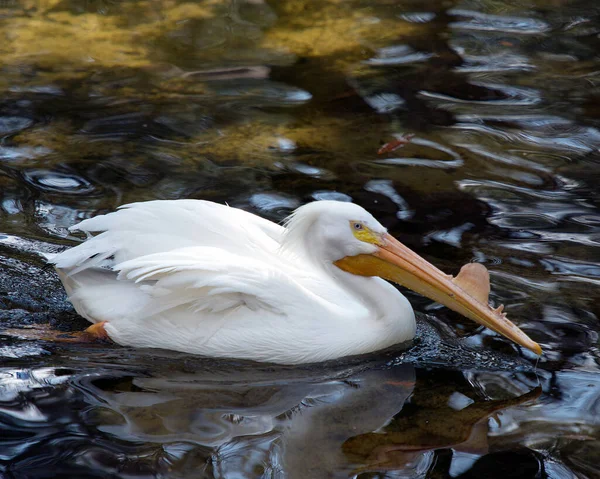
[[248, 192, 300, 216], [23, 170, 95, 195], [540, 257, 600, 284], [364, 179, 412, 219], [420, 82, 541, 106], [0, 117, 33, 136], [375, 138, 464, 169], [310, 191, 352, 202], [399, 12, 436, 24], [0, 146, 53, 162], [215, 81, 312, 105], [456, 143, 553, 173], [366, 45, 434, 66], [454, 53, 535, 73], [449, 9, 551, 34], [453, 116, 600, 153]]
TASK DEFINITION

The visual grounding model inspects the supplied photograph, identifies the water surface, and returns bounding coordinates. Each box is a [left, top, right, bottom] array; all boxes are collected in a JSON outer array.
[[1, 0, 600, 477]]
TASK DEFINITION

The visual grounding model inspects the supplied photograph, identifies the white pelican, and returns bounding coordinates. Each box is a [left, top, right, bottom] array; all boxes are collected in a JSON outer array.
[[50, 200, 542, 363]]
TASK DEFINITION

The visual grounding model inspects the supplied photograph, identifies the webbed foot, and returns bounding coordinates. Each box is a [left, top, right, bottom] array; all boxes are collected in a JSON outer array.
[[82, 321, 110, 341]]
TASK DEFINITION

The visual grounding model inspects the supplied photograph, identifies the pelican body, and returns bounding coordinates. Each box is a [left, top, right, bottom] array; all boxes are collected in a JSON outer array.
[[51, 200, 541, 364]]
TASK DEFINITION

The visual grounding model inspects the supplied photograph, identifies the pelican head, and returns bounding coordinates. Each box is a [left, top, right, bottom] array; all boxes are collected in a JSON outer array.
[[284, 201, 542, 355], [283, 201, 384, 261]]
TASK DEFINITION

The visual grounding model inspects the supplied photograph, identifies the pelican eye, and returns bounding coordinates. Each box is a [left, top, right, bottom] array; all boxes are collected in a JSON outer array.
[[351, 221, 378, 244]]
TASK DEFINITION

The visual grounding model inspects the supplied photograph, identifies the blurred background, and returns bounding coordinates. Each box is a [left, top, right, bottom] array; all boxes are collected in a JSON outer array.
[[1, 0, 600, 477]]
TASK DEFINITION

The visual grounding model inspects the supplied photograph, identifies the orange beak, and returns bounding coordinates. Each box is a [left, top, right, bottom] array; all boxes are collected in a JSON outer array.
[[334, 233, 542, 355]]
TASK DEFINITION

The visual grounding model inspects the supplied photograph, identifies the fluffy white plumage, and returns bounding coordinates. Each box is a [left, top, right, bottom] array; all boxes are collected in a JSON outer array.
[[52, 200, 416, 364]]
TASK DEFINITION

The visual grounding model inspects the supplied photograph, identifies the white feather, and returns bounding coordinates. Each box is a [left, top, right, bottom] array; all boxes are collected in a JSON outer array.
[[54, 200, 283, 271]]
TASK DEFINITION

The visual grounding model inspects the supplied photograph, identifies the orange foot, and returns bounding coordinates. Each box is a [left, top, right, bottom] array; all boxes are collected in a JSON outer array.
[[2, 321, 113, 344], [82, 321, 110, 341]]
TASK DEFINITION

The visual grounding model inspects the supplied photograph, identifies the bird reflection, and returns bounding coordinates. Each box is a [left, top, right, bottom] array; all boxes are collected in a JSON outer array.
[[342, 369, 541, 474], [65, 357, 540, 478]]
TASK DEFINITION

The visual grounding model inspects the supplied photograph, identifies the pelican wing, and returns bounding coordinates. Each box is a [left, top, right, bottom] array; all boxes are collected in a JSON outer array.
[[114, 247, 315, 319], [53, 200, 284, 274]]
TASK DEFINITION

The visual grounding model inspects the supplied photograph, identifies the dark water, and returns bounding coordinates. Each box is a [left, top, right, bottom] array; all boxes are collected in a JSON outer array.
[[1, 0, 600, 477]]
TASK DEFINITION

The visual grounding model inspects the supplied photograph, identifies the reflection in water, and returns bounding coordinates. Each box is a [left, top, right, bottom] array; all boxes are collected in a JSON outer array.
[[0, 355, 546, 478], [1, 0, 600, 476]]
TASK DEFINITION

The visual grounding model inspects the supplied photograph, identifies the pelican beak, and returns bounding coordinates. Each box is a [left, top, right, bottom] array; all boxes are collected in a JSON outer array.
[[334, 233, 542, 355]]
